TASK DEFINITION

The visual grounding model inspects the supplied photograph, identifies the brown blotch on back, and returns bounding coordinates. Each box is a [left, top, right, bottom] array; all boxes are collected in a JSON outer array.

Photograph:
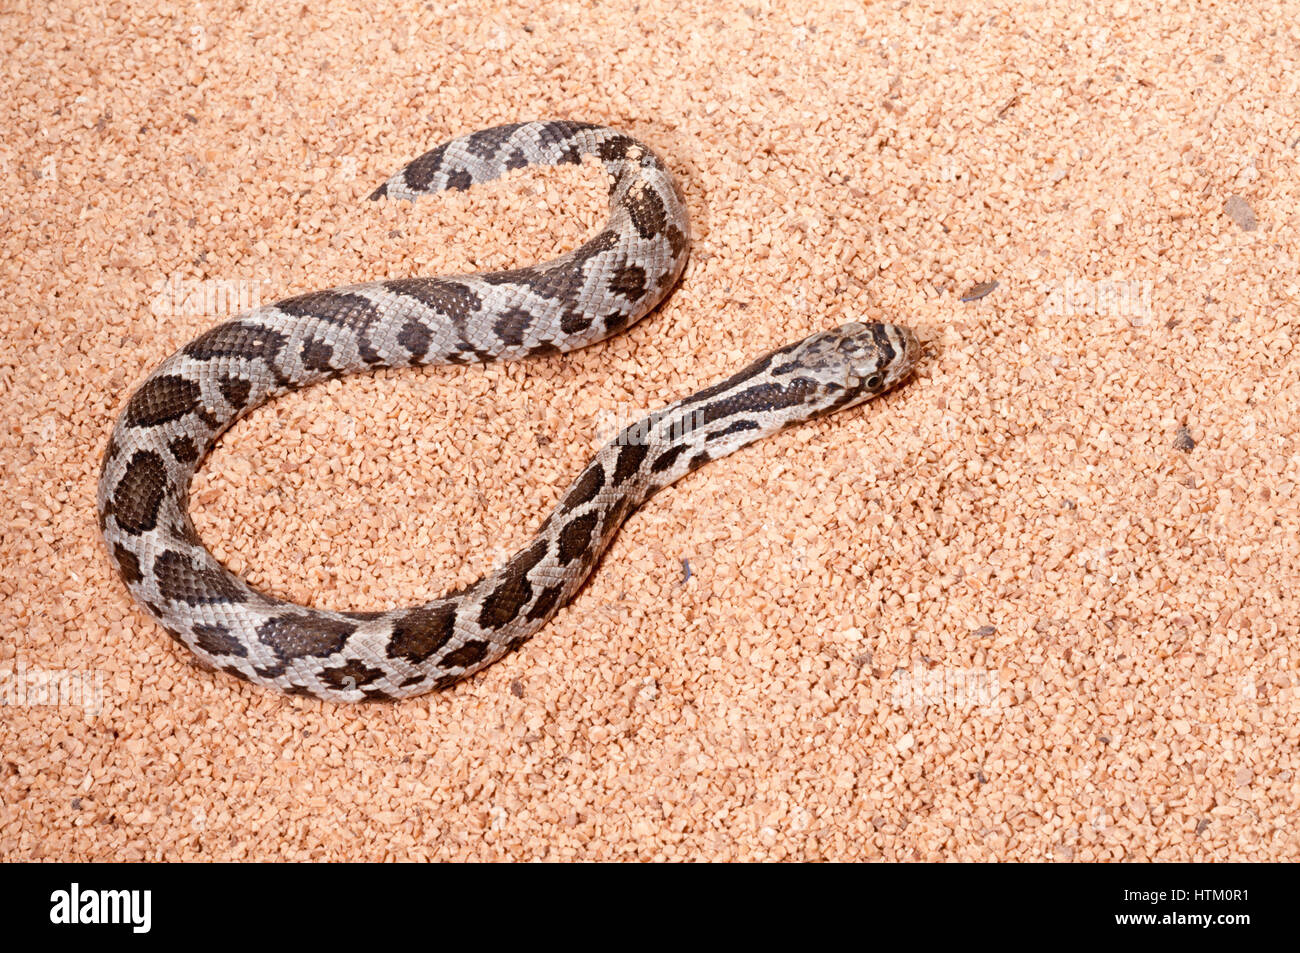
[[385, 278, 482, 324], [112, 543, 142, 584], [124, 375, 202, 427], [397, 320, 432, 359], [525, 583, 565, 623], [650, 444, 688, 474], [108, 450, 169, 535], [485, 230, 616, 304], [597, 135, 636, 163], [168, 435, 199, 464], [492, 307, 536, 348], [664, 223, 689, 261], [440, 640, 492, 670], [319, 659, 386, 690], [387, 602, 457, 664], [563, 463, 606, 509], [154, 550, 248, 605], [255, 613, 355, 659], [602, 309, 633, 335], [608, 264, 647, 300], [624, 183, 668, 238], [192, 623, 247, 658], [560, 309, 593, 335], [183, 320, 287, 362], [612, 441, 650, 487], [219, 376, 251, 409], [478, 539, 550, 630], [300, 338, 335, 372], [278, 290, 381, 328], [399, 142, 452, 192], [557, 511, 600, 565], [466, 122, 527, 158]]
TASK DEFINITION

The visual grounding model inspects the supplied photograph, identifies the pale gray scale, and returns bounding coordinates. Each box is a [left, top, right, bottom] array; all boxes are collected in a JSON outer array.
[[99, 119, 917, 702], [379, 122, 623, 202]]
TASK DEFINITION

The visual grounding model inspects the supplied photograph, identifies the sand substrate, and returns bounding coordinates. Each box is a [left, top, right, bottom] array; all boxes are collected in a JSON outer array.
[[2, 0, 1298, 860]]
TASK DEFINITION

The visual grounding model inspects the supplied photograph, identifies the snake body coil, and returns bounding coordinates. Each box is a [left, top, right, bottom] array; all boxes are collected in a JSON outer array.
[[97, 121, 919, 701]]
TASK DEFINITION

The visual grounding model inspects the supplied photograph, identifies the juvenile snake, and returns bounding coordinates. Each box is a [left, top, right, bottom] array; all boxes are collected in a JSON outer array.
[[97, 120, 919, 701]]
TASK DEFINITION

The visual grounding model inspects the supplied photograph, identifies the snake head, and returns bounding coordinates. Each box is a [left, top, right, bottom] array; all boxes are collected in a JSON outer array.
[[774, 321, 920, 412]]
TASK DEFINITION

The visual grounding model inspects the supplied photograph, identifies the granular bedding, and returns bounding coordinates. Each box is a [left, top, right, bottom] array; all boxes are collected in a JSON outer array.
[[1, 0, 1297, 860]]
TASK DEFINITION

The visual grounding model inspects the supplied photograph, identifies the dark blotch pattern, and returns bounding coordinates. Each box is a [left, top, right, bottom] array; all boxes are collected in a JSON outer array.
[[603, 309, 633, 335], [440, 640, 492, 670], [219, 376, 251, 409], [466, 122, 526, 157], [650, 444, 688, 474], [448, 344, 495, 364], [525, 583, 564, 623], [320, 659, 386, 690], [257, 613, 356, 659], [492, 307, 536, 348], [397, 319, 432, 359], [387, 602, 457, 664], [560, 309, 594, 335], [112, 543, 142, 584], [613, 441, 650, 487], [624, 184, 668, 238], [688, 450, 713, 471], [485, 230, 616, 305], [168, 435, 199, 464], [564, 463, 606, 508], [154, 550, 248, 605], [300, 338, 335, 372], [705, 419, 760, 442], [278, 290, 380, 328], [478, 539, 549, 630], [124, 375, 201, 427], [400, 142, 451, 192], [664, 224, 689, 262], [527, 339, 560, 357], [343, 609, 389, 622], [604, 496, 632, 534], [557, 511, 600, 565], [183, 320, 287, 362], [536, 120, 598, 150], [608, 264, 647, 300], [385, 278, 482, 325], [192, 623, 247, 658], [597, 136, 636, 163], [109, 450, 168, 535]]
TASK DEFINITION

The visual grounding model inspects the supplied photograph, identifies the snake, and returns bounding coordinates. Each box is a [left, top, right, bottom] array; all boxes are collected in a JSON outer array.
[[97, 120, 920, 702]]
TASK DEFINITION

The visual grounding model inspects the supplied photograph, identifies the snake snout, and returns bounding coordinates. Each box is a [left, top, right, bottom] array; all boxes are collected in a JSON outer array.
[[887, 323, 922, 374]]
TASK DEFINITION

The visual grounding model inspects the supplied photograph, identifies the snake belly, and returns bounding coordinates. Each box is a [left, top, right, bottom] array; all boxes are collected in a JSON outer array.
[[97, 120, 919, 701]]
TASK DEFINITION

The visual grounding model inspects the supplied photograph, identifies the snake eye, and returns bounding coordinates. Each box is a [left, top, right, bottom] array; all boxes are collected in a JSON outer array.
[[865, 374, 883, 389]]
